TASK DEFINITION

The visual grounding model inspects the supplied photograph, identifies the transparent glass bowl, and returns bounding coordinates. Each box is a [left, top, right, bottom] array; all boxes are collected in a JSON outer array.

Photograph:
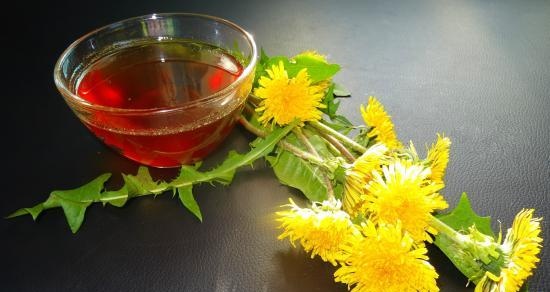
[[54, 13, 257, 168]]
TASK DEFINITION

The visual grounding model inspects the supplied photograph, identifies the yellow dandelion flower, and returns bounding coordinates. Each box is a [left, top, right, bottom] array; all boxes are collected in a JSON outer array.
[[254, 61, 326, 126], [360, 96, 402, 149], [277, 199, 359, 266], [362, 160, 448, 242], [343, 144, 389, 217], [426, 134, 451, 184], [335, 221, 439, 292], [475, 209, 543, 292]]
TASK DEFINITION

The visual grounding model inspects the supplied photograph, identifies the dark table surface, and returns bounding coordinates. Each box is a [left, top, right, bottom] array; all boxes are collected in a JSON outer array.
[[2, 0, 549, 291]]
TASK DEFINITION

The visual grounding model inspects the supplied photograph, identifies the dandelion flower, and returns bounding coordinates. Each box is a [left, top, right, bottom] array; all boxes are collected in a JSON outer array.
[[277, 199, 359, 266], [426, 134, 451, 184], [475, 209, 543, 292], [343, 144, 388, 217], [363, 160, 448, 241], [335, 221, 439, 292], [360, 96, 402, 149], [254, 61, 326, 126]]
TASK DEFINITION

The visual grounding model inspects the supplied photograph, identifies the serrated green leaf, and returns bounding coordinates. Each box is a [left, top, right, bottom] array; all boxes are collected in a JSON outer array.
[[7, 174, 112, 233], [171, 163, 205, 188], [49, 173, 111, 233], [7, 119, 296, 233], [177, 186, 203, 221], [52, 173, 111, 203], [333, 82, 351, 97], [267, 150, 328, 202], [6, 204, 45, 220], [123, 167, 168, 197], [437, 192, 495, 237], [100, 185, 129, 207], [203, 123, 296, 181]]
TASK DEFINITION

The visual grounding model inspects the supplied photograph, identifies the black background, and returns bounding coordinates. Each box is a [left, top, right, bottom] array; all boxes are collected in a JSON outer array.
[[1, 0, 549, 291]]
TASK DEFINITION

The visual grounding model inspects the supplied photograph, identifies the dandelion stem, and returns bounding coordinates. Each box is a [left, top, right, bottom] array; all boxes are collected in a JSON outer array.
[[279, 141, 326, 168], [311, 126, 356, 162], [302, 127, 341, 157], [244, 103, 256, 117], [309, 120, 367, 154], [293, 128, 319, 157], [238, 116, 326, 167], [293, 128, 335, 199], [247, 94, 262, 107], [429, 214, 464, 243], [238, 115, 266, 138]]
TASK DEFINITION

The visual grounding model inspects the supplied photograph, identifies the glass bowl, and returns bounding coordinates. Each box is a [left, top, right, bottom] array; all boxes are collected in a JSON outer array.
[[54, 13, 257, 168]]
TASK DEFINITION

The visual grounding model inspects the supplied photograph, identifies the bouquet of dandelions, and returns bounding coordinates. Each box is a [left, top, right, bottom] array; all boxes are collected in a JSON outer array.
[[9, 50, 542, 292]]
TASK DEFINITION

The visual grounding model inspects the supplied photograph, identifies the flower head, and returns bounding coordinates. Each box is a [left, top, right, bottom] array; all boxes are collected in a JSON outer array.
[[426, 134, 451, 184], [362, 160, 448, 241], [343, 144, 388, 217], [254, 61, 326, 126], [361, 96, 402, 149], [475, 209, 543, 292], [335, 221, 439, 292], [277, 199, 359, 265]]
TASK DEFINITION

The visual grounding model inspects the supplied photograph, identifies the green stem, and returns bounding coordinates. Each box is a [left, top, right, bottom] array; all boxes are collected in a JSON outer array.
[[248, 94, 262, 104], [429, 214, 504, 283], [309, 120, 367, 154], [279, 141, 326, 167], [238, 115, 266, 137], [429, 214, 465, 242], [244, 102, 256, 117], [302, 127, 341, 157], [312, 126, 356, 162], [293, 128, 335, 199], [238, 116, 326, 168], [293, 128, 319, 157]]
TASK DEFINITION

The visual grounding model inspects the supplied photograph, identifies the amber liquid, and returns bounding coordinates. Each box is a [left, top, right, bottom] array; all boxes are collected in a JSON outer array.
[[76, 40, 243, 167]]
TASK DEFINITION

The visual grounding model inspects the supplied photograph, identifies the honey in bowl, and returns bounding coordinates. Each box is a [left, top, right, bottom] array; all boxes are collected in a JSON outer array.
[[54, 13, 258, 168], [75, 40, 245, 167]]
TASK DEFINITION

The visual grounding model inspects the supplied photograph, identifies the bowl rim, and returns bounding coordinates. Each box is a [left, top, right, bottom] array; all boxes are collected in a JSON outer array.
[[53, 12, 258, 115]]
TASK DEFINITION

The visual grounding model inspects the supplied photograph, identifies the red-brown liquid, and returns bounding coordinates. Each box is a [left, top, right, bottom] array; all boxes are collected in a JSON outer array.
[[76, 41, 244, 167]]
